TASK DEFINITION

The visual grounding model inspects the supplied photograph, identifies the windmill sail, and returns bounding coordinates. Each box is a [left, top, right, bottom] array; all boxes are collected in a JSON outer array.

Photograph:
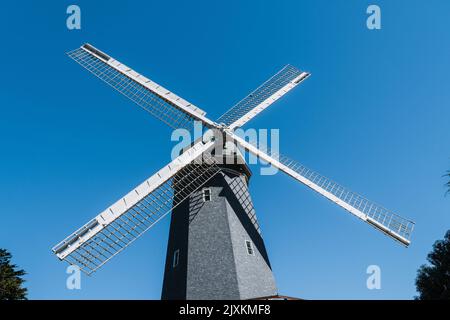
[[54, 42, 415, 281], [231, 133, 415, 246], [217, 65, 309, 130], [52, 140, 220, 274], [68, 44, 217, 130]]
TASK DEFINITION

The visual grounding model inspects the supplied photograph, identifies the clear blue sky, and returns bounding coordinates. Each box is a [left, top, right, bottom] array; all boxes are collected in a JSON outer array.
[[0, 0, 449, 299]]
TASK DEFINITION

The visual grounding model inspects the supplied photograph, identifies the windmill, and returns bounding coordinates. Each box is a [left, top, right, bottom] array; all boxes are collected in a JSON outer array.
[[52, 43, 415, 300]]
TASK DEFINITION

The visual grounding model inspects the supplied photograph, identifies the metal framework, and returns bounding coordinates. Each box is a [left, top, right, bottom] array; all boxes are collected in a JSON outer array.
[[230, 134, 414, 245], [53, 43, 415, 275], [68, 44, 216, 131], [224, 170, 261, 234], [218, 65, 309, 129]]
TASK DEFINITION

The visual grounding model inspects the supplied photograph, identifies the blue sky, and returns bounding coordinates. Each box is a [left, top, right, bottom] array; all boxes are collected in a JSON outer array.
[[0, 0, 449, 299]]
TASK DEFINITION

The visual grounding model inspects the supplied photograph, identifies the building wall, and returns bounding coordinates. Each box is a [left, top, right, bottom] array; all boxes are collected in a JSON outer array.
[[223, 175, 277, 299], [161, 166, 277, 300]]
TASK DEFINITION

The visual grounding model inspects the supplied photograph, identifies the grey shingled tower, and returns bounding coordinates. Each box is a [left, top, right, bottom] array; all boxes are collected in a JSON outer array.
[[161, 144, 277, 300]]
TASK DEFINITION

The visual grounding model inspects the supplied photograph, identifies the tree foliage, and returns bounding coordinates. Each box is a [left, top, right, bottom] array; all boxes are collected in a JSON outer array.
[[446, 170, 450, 195], [0, 249, 27, 300], [415, 230, 450, 300]]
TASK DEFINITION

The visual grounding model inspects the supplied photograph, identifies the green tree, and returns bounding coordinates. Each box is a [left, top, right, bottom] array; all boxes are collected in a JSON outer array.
[[415, 230, 450, 300], [0, 249, 27, 300]]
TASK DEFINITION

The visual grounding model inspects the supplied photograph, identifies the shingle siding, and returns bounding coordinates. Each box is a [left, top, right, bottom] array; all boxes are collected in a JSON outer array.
[[161, 166, 277, 300]]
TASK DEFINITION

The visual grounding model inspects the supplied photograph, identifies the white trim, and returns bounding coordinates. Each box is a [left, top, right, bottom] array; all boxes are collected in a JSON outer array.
[[80, 44, 218, 129], [52, 140, 215, 259], [230, 132, 412, 247], [229, 72, 310, 130]]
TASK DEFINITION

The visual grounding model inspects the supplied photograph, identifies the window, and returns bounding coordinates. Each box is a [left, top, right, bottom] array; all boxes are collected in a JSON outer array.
[[245, 240, 254, 255], [173, 249, 179, 268], [203, 188, 211, 202]]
